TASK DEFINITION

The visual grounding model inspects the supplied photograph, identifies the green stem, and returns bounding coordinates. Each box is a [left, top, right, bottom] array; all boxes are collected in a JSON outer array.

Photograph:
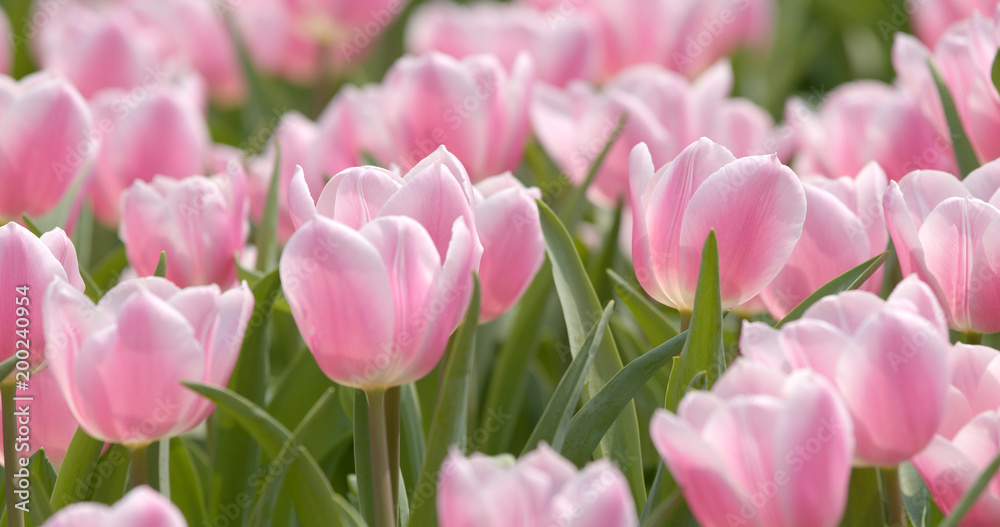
[[880, 466, 904, 527], [367, 390, 395, 527], [679, 310, 692, 333], [384, 386, 401, 511], [158, 439, 171, 499], [2, 381, 24, 527], [129, 443, 150, 489], [965, 332, 983, 345]]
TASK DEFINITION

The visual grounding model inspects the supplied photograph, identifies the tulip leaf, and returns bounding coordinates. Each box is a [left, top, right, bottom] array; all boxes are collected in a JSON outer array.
[[212, 269, 280, 527], [480, 262, 553, 454], [153, 251, 167, 278], [86, 444, 129, 505], [0, 356, 17, 384], [50, 427, 104, 510], [256, 144, 281, 273], [938, 449, 1000, 527], [928, 59, 980, 178], [26, 451, 56, 525], [19, 214, 42, 236], [236, 253, 265, 284], [560, 330, 687, 468], [88, 245, 128, 298], [557, 114, 626, 227], [408, 278, 480, 527], [586, 200, 624, 301], [993, 49, 1000, 100], [776, 251, 888, 329], [399, 383, 426, 495], [167, 438, 208, 527], [538, 199, 646, 508], [900, 461, 944, 527], [638, 490, 681, 527], [522, 301, 613, 455], [607, 269, 679, 345], [840, 467, 884, 527], [184, 382, 365, 527]]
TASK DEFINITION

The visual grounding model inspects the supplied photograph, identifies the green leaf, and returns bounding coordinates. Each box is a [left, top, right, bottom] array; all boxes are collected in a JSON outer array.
[[256, 144, 281, 273], [19, 214, 43, 236], [557, 114, 627, 227], [607, 269, 679, 345], [992, 49, 1000, 99], [184, 382, 365, 527], [354, 389, 375, 526], [929, 59, 980, 178], [586, 200, 623, 301], [900, 461, 944, 527], [88, 245, 128, 298], [26, 451, 56, 525], [86, 444, 129, 505], [50, 428, 104, 510], [638, 490, 681, 527], [153, 251, 167, 278], [939, 449, 1000, 527], [211, 269, 280, 526], [560, 331, 687, 468], [538, 200, 646, 509], [168, 438, 208, 527], [408, 278, 480, 527], [665, 230, 724, 414], [776, 251, 888, 328], [839, 467, 883, 527], [236, 254, 265, 284], [522, 302, 613, 454], [399, 383, 425, 495]]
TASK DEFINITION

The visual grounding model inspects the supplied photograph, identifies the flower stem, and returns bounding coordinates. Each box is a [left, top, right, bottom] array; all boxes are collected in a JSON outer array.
[[385, 386, 401, 509], [129, 443, 150, 489], [367, 389, 395, 527], [880, 466, 904, 527], [964, 332, 983, 345], [2, 381, 24, 527], [679, 310, 692, 333]]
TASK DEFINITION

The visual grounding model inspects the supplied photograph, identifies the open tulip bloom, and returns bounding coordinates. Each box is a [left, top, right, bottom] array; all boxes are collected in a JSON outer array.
[[9, 1, 1000, 526]]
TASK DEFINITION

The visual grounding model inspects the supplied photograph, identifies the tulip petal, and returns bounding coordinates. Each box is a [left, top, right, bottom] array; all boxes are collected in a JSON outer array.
[[884, 181, 926, 278], [885, 275, 950, 338], [287, 166, 318, 230], [316, 166, 404, 229], [800, 291, 884, 334], [39, 228, 85, 291]]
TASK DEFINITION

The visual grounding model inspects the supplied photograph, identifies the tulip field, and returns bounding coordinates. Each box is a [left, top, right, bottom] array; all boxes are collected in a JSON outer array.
[[6, 0, 1000, 525]]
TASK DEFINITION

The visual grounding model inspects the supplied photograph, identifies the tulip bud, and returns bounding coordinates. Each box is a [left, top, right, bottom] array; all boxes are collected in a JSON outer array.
[[42, 486, 186, 527]]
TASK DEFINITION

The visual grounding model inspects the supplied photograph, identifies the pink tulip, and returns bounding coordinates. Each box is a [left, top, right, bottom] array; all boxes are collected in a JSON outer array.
[[650, 360, 854, 527], [438, 444, 636, 527], [532, 61, 781, 204], [0, 9, 10, 75], [406, 1, 601, 87], [741, 275, 951, 465], [120, 170, 249, 288], [0, 368, 79, 468], [883, 162, 1000, 333], [232, 0, 323, 83], [43, 277, 254, 444], [474, 174, 545, 322], [940, 343, 1000, 440], [279, 215, 476, 389], [377, 52, 533, 182], [41, 486, 186, 527], [893, 12, 1000, 164], [759, 162, 889, 319], [33, 0, 243, 103], [911, 410, 1000, 526], [0, 222, 84, 366], [247, 112, 323, 244], [0, 72, 94, 219], [784, 80, 956, 182], [629, 138, 806, 311], [87, 79, 210, 226], [910, 0, 999, 46], [307, 87, 374, 192]]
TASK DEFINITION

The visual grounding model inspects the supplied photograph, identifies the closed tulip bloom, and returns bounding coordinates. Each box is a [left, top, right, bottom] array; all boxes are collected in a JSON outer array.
[[629, 138, 806, 311], [760, 162, 889, 319], [650, 360, 854, 527], [279, 215, 476, 389], [0, 72, 94, 219], [378, 52, 533, 182], [42, 486, 186, 527], [88, 80, 210, 226], [911, 0, 998, 46], [438, 444, 636, 527], [307, 88, 373, 195], [0, 369, 79, 468], [0, 222, 84, 366], [883, 162, 1000, 333], [120, 170, 249, 288], [939, 343, 1000, 440], [911, 410, 1000, 526], [741, 276, 952, 465], [406, 1, 601, 87], [232, 0, 323, 83], [43, 277, 254, 444], [474, 174, 544, 322]]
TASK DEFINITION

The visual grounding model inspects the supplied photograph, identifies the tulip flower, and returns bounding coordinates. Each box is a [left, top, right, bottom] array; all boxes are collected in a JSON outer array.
[[43, 277, 254, 444], [883, 162, 1000, 334], [784, 80, 956, 182], [939, 343, 1000, 440], [741, 276, 952, 465], [760, 162, 889, 319], [650, 360, 854, 527], [0, 368, 79, 468], [629, 138, 806, 311], [119, 170, 249, 288], [0, 72, 94, 219], [892, 10, 1000, 163], [232, 0, 324, 82], [911, 410, 1000, 526], [246, 111, 322, 244], [532, 61, 782, 204], [0, 9, 10, 75], [377, 52, 533, 182], [474, 174, 545, 322], [0, 222, 85, 366], [41, 486, 186, 527], [406, 1, 601, 87], [88, 79, 210, 226], [910, 0, 998, 46], [438, 444, 636, 527]]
